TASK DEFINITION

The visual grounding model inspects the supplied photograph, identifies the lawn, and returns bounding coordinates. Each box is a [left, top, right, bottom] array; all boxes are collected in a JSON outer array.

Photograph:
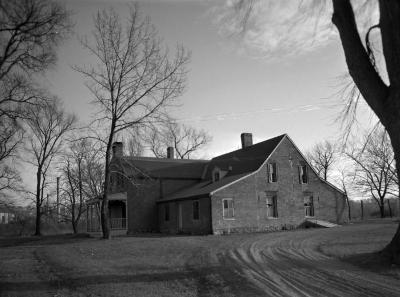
[[0, 220, 399, 297]]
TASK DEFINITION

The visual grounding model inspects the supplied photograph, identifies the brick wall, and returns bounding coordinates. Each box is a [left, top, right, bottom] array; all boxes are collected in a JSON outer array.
[[125, 177, 199, 233], [158, 197, 211, 234], [211, 137, 347, 234]]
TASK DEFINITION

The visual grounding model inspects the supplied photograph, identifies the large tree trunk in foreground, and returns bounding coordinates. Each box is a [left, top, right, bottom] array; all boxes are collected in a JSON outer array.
[[332, 0, 400, 263]]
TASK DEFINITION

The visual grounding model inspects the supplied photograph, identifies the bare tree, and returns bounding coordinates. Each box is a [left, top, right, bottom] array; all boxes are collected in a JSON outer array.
[[306, 140, 337, 181], [126, 126, 145, 157], [0, 117, 23, 197], [146, 120, 212, 159], [346, 129, 397, 218], [0, 0, 71, 199], [26, 98, 75, 236], [74, 5, 190, 239], [81, 141, 105, 202], [335, 161, 356, 221], [59, 138, 105, 233], [60, 140, 88, 234]]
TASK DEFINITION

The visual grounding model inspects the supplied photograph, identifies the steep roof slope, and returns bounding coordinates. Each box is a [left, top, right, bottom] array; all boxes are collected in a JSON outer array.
[[159, 134, 286, 201], [204, 134, 286, 178]]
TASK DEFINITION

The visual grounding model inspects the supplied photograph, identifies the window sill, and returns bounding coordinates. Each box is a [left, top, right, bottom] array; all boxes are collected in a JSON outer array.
[[305, 216, 315, 218], [223, 218, 235, 220], [267, 217, 278, 219]]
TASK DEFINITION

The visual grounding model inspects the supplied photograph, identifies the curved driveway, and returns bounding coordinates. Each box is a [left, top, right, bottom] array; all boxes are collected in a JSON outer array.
[[219, 225, 400, 297]]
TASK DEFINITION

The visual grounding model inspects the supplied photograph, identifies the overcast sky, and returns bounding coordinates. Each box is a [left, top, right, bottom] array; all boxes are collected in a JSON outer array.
[[41, 0, 375, 158]]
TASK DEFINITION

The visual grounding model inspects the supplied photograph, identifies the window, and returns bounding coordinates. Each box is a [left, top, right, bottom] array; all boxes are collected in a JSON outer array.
[[116, 174, 124, 187], [164, 204, 170, 221], [267, 163, 278, 183], [298, 164, 308, 184], [222, 198, 234, 219], [193, 200, 200, 220], [266, 194, 278, 218], [214, 171, 220, 182], [304, 195, 314, 217]]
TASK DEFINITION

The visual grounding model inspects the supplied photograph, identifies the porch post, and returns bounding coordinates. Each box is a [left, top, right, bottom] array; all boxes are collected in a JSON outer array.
[[125, 199, 128, 230]]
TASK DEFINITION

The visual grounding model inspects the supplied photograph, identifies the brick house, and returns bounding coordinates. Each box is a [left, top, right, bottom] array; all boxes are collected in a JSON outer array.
[[88, 133, 347, 235]]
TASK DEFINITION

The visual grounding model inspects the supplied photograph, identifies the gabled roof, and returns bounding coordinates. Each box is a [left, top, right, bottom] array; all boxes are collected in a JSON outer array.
[[159, 134, 286, 201], [112, 133, 345, 202], [283, 135, 346, 196], [205, 134, 285, 179], [112, 156, 208, 179], [157, 173, 249, 202]]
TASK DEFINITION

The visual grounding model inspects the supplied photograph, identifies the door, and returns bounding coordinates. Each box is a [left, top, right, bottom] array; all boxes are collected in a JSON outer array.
[[178, 203, 183, 232]]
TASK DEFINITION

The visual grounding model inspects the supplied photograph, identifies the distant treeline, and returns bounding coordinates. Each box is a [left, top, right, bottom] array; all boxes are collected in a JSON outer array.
[[349, 198, 399, 220]]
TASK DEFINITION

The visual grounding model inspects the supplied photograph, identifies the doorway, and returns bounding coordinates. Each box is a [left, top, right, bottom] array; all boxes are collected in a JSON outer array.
[[178, 202, 183, 232]]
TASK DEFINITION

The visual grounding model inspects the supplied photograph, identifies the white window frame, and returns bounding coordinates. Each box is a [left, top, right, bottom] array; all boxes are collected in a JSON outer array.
[[299, 164, 308, 184], [268, 163, 278, 183], [266, 194, 278, 218], [304, 195, 314, 217], [222, 198, 235, 220]]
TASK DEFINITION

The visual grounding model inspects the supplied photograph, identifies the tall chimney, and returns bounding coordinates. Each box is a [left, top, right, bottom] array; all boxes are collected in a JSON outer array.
[[112, 142, 123, 158], [241, 133, 253, 148], [167, 147, 174, 159]]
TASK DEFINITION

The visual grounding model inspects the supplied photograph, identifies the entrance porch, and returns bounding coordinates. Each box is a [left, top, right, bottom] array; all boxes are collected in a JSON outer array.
[[86, 192, 128, 235]]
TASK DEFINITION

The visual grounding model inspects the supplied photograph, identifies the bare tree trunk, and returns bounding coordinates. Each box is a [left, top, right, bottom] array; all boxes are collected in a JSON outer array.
[[384, 153, 400, 262], [101, 129, 114, 239], [72, 220, 78, 234], [379, 202, 385, 218], [332, 0, 400, 263], [361, 200, 364, 220], [34, 168, 42, 236], [71, 212, 77, 234], [346, 196, 351, 221], [387, 200, 393, 218]]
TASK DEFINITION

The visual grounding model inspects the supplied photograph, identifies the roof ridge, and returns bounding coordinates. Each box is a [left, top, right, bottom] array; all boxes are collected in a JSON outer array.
[[212, 133, 286, 160], [121, 156, 209, 162]]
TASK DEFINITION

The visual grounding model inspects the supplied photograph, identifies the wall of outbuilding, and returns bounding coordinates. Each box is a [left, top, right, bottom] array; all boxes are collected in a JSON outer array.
[[125, 177, 199, 233], [158, 197, 211, 234], [211, 137, 347, 234]]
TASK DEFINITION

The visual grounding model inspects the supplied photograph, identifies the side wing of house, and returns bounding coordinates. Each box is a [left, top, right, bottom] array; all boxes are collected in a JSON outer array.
[[210, 135, 347, 235]]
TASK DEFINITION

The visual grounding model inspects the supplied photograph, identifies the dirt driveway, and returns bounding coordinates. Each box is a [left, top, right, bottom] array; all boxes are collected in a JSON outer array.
[[221, 223, 400, 297], [1, 220, 399, 297]]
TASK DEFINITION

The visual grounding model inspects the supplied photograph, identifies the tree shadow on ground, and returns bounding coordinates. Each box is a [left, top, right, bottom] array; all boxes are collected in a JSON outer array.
[[0, 233, 93, 247], [0, 266, 264, 297], [343, 252, 400, 280]]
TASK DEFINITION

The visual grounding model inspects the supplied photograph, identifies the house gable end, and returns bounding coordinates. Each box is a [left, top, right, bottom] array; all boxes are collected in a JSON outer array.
[[210, 134, 287, 196]]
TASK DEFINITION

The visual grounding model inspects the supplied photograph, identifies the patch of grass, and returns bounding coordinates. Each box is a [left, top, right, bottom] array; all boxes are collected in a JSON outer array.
[[318, 219, 400, 280]]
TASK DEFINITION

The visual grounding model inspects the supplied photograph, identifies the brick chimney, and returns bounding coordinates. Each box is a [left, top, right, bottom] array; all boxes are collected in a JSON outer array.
[[167, 146, 174, 159], [241, 133, 253, 148], [112, 142, 123, 158]]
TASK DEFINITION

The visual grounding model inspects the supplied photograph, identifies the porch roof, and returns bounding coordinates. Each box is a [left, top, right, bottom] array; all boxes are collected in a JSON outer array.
[[157, 173, 249, 202]]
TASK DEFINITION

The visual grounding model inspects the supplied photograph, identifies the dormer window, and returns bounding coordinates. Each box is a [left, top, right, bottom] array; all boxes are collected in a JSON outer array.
[[212, 167, 229, 182]]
